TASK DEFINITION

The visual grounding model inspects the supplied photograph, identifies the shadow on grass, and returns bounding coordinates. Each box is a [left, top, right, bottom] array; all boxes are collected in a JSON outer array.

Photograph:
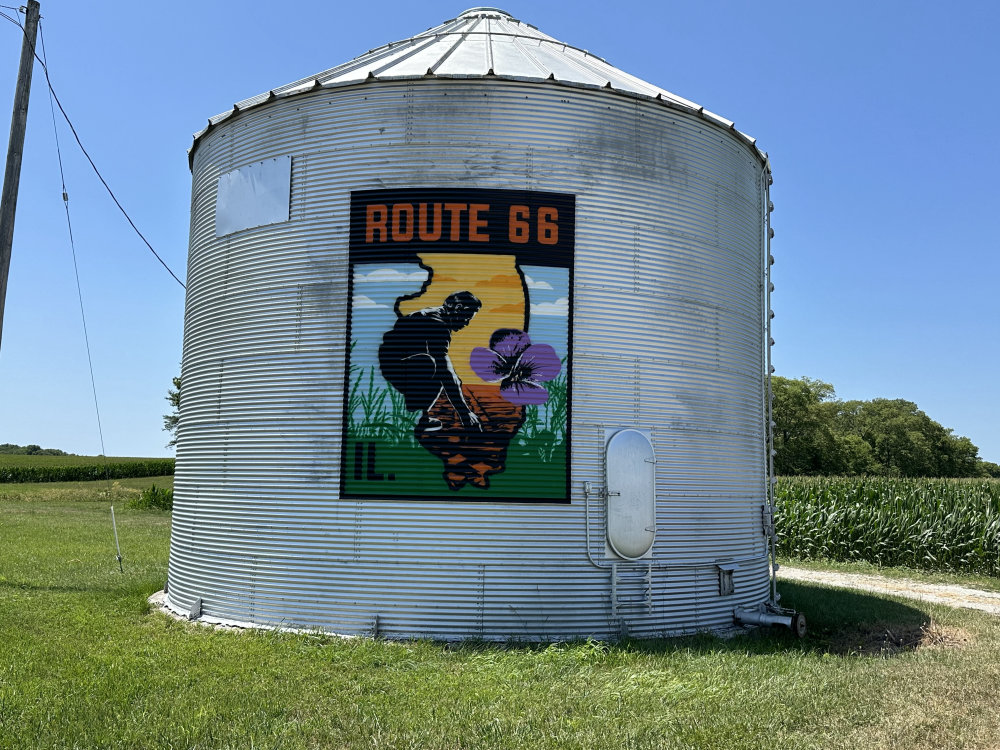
[[625, 580, 934, 658], [439, 581, 938, 660], [129, 580, 946, 661]]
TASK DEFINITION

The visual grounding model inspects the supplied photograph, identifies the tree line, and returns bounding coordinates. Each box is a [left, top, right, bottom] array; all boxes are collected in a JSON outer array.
[[772, 376, 1000, 478], [0, 443, 69, 456]]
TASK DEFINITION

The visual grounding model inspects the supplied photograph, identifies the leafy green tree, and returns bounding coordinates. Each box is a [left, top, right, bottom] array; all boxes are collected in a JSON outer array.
[[832, 432, 878, 476], [771, 377, 841, 475], [0, 443, 68, 456], [772, 376, 989, 477], [837, 398, 980, 477], [163, 376, 181, 448], [940, 435, 981, 478]]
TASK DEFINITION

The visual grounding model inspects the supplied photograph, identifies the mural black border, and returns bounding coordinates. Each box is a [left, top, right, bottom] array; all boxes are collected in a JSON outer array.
[[339, 187, 575, 504]]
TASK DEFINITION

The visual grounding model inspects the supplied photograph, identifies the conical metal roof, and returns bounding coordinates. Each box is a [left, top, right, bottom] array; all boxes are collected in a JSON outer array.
[[192, 7, 761, 162]]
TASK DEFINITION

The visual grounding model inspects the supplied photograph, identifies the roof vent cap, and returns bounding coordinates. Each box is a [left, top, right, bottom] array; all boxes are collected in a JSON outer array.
[[458, 7, 514, 19]]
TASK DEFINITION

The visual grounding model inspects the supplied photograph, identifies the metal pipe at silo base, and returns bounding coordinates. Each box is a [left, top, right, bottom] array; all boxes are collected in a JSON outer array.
[[734, 604, 807, 638]]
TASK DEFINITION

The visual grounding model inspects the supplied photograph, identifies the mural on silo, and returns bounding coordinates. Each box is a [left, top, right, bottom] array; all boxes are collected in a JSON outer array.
[[343, 189, 574, 502]]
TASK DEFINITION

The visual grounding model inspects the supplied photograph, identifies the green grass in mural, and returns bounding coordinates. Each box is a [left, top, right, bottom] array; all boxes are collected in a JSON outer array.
[[346, 348, 569, 498], [347, 344, 569, 450], [487, 442, 567, 498], [517, 370, 568, 462], [346, 364, 419, 447], [344, 440, 566, 499]]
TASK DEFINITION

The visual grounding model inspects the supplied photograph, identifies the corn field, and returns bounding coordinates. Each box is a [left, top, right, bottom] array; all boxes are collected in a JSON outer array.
[[775, 476, 1000, 576], [0, 456, 175, 484]]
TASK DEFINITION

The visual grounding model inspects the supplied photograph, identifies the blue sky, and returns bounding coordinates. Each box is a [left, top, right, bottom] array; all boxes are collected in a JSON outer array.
[[0, 1, 997, 461]]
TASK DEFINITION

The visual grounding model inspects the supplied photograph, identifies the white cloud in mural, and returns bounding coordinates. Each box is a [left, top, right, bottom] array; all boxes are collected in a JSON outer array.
[[353, 295, 389, 309], [531, 297, 569, 316], [524, 274, 553, 290], [355, 268, 428, 284]]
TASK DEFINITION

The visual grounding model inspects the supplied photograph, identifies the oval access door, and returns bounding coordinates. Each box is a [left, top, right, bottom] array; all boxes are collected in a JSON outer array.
[[605, 429, 656, 559]]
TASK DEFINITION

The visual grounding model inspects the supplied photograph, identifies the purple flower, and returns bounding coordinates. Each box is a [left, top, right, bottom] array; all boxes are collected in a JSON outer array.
[[470, 328, 562, 405]]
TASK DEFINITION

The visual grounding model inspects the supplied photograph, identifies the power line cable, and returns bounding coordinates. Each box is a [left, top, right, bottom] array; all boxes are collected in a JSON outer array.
[[1, 10, 185, 289], [39, 20, 122, 573]]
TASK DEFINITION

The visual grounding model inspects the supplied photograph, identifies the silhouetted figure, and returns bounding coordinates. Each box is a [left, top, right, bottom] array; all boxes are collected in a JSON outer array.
[[379, 291, 483, 434]]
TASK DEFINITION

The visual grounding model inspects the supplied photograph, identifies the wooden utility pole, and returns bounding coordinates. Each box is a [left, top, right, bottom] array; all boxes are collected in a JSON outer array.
[[0, 0, 41, 356]]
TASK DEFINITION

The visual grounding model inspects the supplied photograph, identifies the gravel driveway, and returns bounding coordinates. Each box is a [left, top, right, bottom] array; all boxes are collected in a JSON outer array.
[[778, 566, 1000, 616]]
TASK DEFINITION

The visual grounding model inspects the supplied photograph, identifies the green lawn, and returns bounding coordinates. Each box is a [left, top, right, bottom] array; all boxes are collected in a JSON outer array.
[[0, 475, 172, 502], [2, 482, 999, 749]]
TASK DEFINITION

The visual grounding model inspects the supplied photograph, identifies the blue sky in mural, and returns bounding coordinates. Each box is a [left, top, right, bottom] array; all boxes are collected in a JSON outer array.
[[350, 265, 427, 380], [522, 266, 570, 366], [0, 1, 997, 461]]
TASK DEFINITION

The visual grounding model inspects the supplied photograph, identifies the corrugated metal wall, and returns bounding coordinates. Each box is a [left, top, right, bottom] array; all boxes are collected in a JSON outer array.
[[167, 78, 772, 639]]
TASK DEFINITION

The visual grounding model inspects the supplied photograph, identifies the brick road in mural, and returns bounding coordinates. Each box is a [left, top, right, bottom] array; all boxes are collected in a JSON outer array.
[[343, 189, 574, 502]]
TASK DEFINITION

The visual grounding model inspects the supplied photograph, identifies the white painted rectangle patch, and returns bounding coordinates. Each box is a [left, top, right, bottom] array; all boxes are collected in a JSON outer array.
[[215, 156, 291, 237]]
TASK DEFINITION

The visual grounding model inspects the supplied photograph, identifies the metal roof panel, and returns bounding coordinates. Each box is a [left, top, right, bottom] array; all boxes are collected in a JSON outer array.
[[191, 7, 762, 164]]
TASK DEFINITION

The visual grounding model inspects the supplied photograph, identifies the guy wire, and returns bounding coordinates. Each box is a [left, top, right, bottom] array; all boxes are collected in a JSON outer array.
[[40, 21, 122, 573], [1, 8, 185, 289]]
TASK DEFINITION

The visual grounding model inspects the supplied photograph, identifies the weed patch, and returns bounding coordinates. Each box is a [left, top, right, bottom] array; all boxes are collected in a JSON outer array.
[[127, 484, 173, 511]]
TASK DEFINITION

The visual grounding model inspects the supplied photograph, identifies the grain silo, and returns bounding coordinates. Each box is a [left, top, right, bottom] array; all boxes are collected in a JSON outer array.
[[165, 7, 803, 639]]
